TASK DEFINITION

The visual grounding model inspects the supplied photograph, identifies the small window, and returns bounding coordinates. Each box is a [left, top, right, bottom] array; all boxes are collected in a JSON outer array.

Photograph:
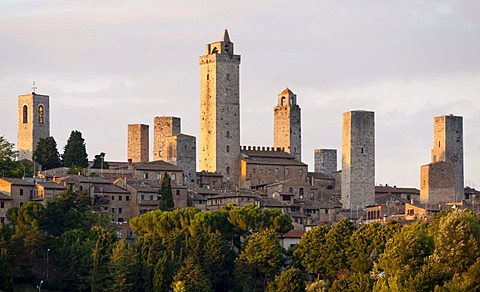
[[226, 73, 230, 81], [111, 195, 114, 201], [171, 174, 176, 181], [289, 187, 293, 193], [141, 195, 145, 201], [38, 105, 44, 124], [226, 145, 230, 153], [285, 168, 289, 176], [20, 202, 24, 208], [207, 74, 209, 80], [0, 202, 4, 208], [126, 195, 130, 201], [176, 190, 180, 196], [226, 131, 230, 138], [144, 173, 149, 179], [23, 105, 28, 123], [111, 208, 115, 213], [20, 189, 24, 196], [119, 195, 122, 201], [275, 168, 279, 176], [118, 218, 124, 223], [226, 167, 230, 175], [118, 208, 123, 214], [150, 195, 153, 201]]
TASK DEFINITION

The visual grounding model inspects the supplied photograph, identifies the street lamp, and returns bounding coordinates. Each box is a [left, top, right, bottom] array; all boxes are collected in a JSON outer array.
[[36, 280, 43, 291], [46, 248, 50, 281]]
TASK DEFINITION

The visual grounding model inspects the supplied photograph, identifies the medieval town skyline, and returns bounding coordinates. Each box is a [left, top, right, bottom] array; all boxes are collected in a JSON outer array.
[[1, 1, 480, 189]]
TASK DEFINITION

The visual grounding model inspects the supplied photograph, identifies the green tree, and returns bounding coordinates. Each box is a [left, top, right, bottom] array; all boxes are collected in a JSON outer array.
[[91, 226, 117, 291], [330, 273, 374, 292], [33, 136, 61, 170], [0, 136, 26, 178], [294, 224, 330, 280], [173, 257, 212, 292], [268, 267, 306, 292], [158, 172, 174, 211], [92, 152, 109, 169], [108, 239, 139, 291], [237, 228, 283, 290], [62, 130, 88, 168], [322, 219, 356, 278]]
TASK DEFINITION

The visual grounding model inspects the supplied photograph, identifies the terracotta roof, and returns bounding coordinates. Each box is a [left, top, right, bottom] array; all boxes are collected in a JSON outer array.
[[281, 229, 305, 239], [132, 160, 182, 172], [0, 178, 34, 186]]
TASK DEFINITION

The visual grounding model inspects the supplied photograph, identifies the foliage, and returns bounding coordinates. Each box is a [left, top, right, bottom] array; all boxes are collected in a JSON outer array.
[[0, 136, 27, 178], [294, 224, 330, 280], [173, 257, 212, 292], [268, 267, 306, 292], [92, 152, 109, 169], [33, 136, 61, 170], [108, 239, 139, 291], [62, 130, 88, 168], [330, 273, 374, 292], [158, 172, 174, 211]]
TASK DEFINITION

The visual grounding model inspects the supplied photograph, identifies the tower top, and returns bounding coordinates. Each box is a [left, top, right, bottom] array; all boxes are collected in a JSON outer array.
[[277, 88, 297, 107], [222, 29, 230, 42]]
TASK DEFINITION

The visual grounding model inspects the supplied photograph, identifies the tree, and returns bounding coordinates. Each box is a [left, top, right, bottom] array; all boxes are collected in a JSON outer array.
[[294, 224, 330, 280], [268, 267, 306, 292], [237, 228, 283, 290], [0, 136, 26, 178], [92, 152, 109, 169], [109, 239, 139, 292], [158, 172, 174, 211], [62, 130, 88, 168], [173, 257, 212, 292], [33, 136, 61, 170]]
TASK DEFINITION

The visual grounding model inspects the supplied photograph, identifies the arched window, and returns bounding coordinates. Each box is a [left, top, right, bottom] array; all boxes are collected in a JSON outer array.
[[299, 188, 304, 197], [38, 105, 44, 124], [280, 96, 286, 106], [288, 187, 293, 193], [23, 105, 28, 123], [226, 131, 230, 138], [226, 145, 230, 153]]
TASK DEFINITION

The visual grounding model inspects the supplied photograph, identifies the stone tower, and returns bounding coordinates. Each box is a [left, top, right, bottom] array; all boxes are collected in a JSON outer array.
[[274, 88, 301, 161], [153, 116, 181, 161], [128, 124, 149, 163], [18, 92, 50, 161], [166, 134, 196, 187], [199, 29, 241, 186], [341, 110, 375, 210], [430, 115, 464, 201], [314, 149, 337, 176]]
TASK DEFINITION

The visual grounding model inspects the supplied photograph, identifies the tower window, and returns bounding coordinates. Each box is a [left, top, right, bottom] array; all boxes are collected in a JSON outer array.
[[38, 105, 44, 124], [226, 167, 230, 175], [23, 105, 28, 123], [226, 74, 230, 81], [281, 96, 286, 106], [226, 145, 230, 153], [207, 74, 209, 80], [226, 131, 230, 138]]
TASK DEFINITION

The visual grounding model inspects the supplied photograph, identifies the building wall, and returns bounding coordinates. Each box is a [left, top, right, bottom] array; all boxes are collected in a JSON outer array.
[[128, 124, 149, 163], [18, 93, 50, 161], [166, 134, 197, 187], [132, 169, 183, 186], [341, 111, 375, 210], [430, 115, 464, 201], [199, 30, 241, 188], [153, 116, 181, 161], [274, 89, 301, 161], [420, 161, 456, 203], [314, 149, 337, 176], [0, 181, 35, 209]]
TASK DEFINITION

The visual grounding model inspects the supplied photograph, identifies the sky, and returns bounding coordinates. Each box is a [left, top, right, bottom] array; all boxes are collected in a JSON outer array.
[[1, 0, 480, 189]]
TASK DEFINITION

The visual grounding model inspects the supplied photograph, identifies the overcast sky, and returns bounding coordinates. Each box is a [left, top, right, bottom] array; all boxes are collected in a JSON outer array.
[[1, 0, 480, 189]]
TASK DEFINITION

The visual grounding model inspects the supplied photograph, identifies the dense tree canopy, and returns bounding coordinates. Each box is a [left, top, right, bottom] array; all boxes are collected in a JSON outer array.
[[158, 172, 174, 211], [91, 152, 109, 169], [33, 136, 61, 170], [0, 136, 30, 178], [62, 130, 88, 168]]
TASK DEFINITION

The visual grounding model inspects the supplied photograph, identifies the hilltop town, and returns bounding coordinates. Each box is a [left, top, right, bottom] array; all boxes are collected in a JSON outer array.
[[2, 30, 477, 235]]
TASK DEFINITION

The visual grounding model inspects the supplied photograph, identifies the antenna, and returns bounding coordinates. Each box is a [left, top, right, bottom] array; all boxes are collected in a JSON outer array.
[[31, 81, 37, 93]]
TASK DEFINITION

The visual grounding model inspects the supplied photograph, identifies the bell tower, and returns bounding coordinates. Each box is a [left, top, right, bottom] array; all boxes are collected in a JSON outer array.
[[18, 89, 50, 161], [199, 29, 241, 187], [274, 88, 302, 161]]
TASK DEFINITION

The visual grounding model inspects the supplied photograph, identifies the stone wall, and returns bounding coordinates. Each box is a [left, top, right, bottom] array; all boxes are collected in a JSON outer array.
[[314, 149, 337, 176], [127, 124, 149, 163], [341, 110, 375, 210], [153, 116, 181, 161], [420, 161, 455, 203], [166, 134, 197, 187], [17, 93, 50, 161]]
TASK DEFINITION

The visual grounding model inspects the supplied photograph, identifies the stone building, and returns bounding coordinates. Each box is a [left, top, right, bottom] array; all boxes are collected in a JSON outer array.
[[17, 92, 50, 161], [274, 88, 301, 161], [341, 110, 375, 210], [199, 29, 241, 188], [314, 149, 337, 176], [420, 161, 455, 204], [430, 115, 464, 201], [127, 124, 149, 163], [166, 134, 196, 186], [0, 178, 36, 210], [153, 116, 181, 161]]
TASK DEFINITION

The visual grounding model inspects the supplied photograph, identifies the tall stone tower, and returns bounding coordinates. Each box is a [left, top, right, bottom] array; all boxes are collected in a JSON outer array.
[[128, 124, 149, 163], [314, 149, 337, 176], [18, 92, 50, 161], [341, 110, 375, 210], [166, 134, 196, 187], [430, 115, 464, 201], [153, 116, 181, 161], [199, 29, 241, 186], [274, 88, 301, 161]]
